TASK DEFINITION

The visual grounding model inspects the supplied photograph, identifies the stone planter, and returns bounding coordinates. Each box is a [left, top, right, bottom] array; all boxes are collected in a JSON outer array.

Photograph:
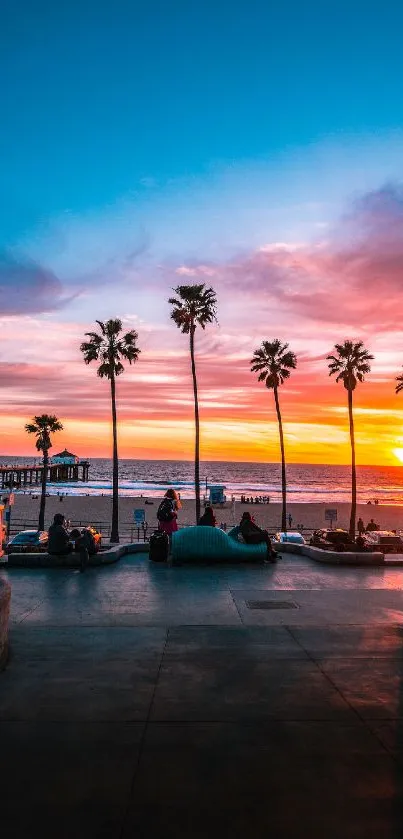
[[0, 576, 11, 669]]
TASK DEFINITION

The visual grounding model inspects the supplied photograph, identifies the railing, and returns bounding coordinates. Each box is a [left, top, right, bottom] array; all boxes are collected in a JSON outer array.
[[6, 518, 318, 544]]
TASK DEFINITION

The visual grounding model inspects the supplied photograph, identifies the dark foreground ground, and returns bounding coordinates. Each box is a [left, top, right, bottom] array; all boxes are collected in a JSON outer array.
[[2, 552, 403, 838]]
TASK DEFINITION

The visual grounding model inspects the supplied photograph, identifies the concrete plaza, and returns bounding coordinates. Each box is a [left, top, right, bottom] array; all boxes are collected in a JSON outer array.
[[2, 551, 403, 837]]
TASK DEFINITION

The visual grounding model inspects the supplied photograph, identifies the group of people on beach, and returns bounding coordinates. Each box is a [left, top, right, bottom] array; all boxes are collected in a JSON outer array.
[[240, 495, 270, 504], [156, 489, 277, 562], [357, 517, 379, 534]]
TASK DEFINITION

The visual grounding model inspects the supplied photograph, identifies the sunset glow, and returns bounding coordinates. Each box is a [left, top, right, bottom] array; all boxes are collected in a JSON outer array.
[[2, 5, 403, 466]]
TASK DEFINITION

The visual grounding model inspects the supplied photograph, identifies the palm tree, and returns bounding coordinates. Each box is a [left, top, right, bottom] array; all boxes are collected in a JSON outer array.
[[396, 371, 403, 394], [80, 319, 140, 543], [327, 340, 373, 539], [169, 284, 217, 523], [251, 340, 297, 532], [25, 414, 63, 530]]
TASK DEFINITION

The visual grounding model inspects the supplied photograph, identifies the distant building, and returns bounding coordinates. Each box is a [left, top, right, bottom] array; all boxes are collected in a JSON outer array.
[[50, 449, 79, 465]]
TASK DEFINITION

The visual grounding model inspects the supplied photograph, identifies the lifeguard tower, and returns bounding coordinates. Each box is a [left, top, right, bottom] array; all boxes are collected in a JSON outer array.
[[208, 485, 227, 506]]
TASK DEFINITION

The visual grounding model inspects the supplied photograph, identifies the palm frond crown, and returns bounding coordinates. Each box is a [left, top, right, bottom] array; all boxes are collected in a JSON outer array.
[[80, 318, 141, 378], [327, 340, 373, 391], [396, 370, 403, 394], [25, 414, 63, 452], [251, 339, 297, 389], [168, 284, 217, 334]]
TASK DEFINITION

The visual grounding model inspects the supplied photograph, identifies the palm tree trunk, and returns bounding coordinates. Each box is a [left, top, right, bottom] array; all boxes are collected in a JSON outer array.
[[38, 449, 48, 531], [110, 372, 119, 543], [190, 328, 201, 524], [348, 387, 356, 540], [274, 386, 287, 532]]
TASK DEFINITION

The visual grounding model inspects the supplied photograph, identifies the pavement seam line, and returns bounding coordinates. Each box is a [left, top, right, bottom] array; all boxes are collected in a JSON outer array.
[[285, 625, 398, 761], [10, 571, 72, 624], [229, 589, 244, 624], [119, 625, 169, 839]]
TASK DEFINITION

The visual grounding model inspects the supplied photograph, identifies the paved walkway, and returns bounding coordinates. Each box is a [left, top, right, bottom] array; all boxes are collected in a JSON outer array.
[[2, 552, 403, 837]]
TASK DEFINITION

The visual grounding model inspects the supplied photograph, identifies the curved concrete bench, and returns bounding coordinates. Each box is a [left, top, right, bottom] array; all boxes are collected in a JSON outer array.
[[171, 526, 267, 564], [304, 545, 384, 565], [0, 576, 11, 669], [273, 542, 385, 566], [2, 542, 148, 569], [4, 548, 122, 568]]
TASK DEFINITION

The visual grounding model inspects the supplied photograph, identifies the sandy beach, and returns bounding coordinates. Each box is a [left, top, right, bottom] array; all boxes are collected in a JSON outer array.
[[7, 494, 403, 536]]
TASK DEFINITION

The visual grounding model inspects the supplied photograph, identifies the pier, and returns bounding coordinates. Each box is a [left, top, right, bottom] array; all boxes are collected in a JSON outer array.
[[0, 461, 90, 490]]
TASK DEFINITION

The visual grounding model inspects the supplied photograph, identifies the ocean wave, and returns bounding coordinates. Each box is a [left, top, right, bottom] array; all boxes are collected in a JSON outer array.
[[7, 456, 403, 505]]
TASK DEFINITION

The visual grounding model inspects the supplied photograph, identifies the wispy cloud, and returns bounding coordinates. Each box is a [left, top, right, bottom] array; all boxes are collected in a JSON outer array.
[[0, 252, 75, 315]]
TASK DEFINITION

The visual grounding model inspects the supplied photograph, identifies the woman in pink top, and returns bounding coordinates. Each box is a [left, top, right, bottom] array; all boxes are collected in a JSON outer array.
[[157, 489, 181, 537]]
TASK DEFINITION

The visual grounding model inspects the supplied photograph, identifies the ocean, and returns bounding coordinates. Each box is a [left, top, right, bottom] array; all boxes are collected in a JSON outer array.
[[3, 457, 403, 504]]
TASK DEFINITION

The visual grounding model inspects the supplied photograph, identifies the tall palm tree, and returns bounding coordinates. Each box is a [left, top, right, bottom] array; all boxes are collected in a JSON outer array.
[[327, 340, 373, 539], [169, 284, 217, 523], [251, 340, 297, 532], [25, 414, 63, 530], [80, 319, 140, 543]]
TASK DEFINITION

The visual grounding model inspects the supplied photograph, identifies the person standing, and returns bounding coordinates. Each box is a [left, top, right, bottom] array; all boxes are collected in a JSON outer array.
[[157, 489, 181, 539], [288, 513, 292, 529], [357, 517, 365, 535], [70, 528, 90, 573]]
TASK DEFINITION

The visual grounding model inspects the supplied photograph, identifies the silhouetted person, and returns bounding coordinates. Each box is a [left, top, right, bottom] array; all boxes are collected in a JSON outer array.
[[239, 512, 277, 562], [48, 513, 71, 555], [366, 518, 378, 532], [71, 527, 96, 572], [198, 506, 216, 527], [357, 517, 365, 535]]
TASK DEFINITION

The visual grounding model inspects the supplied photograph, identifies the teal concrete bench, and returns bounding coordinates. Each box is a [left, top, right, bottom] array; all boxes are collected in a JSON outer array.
[[171, 526, 267, 564]]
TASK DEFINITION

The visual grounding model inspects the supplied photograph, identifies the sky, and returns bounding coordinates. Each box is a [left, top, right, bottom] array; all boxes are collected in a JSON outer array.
[[2, 0, 403, 464]]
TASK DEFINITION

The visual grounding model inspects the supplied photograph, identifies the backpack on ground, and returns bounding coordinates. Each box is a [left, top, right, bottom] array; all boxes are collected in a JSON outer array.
[[149, 530, 169, 562]]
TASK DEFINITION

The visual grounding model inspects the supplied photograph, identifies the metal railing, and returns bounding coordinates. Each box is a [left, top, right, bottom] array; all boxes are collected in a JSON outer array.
[[6, 518, 319, 544]]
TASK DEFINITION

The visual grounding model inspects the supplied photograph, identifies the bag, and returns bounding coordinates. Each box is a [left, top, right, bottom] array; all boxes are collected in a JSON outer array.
[[157, 498, 175, 522], [149, 530, 169, 562]]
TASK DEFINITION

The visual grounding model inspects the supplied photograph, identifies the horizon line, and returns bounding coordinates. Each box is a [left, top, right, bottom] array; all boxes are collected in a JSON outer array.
[[0, 454, 400, 469]]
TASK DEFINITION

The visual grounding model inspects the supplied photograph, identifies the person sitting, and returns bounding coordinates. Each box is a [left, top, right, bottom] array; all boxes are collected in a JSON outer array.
[[48, 513, 72, 555], [366, 518, 378, 532], [198, 506, 216, 527], [239, 511, 277, 563], [355, 534, 366, 551]]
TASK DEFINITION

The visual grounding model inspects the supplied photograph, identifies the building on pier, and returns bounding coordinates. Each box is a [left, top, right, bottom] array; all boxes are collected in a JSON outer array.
[[50, 449, 79, 465]]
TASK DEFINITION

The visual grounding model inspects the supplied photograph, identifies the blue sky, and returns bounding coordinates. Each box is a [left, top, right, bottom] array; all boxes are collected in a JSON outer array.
[[2, 0, 403, 250], [3, 0, 403, 463]]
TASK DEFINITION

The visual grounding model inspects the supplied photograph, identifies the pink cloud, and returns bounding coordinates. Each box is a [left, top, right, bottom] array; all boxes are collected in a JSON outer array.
[[175, 184, 403, 332]]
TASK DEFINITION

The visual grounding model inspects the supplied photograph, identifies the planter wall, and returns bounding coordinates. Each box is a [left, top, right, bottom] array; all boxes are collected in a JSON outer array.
[[1, 541, 148, 569], [0, 576, 11, 669]]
